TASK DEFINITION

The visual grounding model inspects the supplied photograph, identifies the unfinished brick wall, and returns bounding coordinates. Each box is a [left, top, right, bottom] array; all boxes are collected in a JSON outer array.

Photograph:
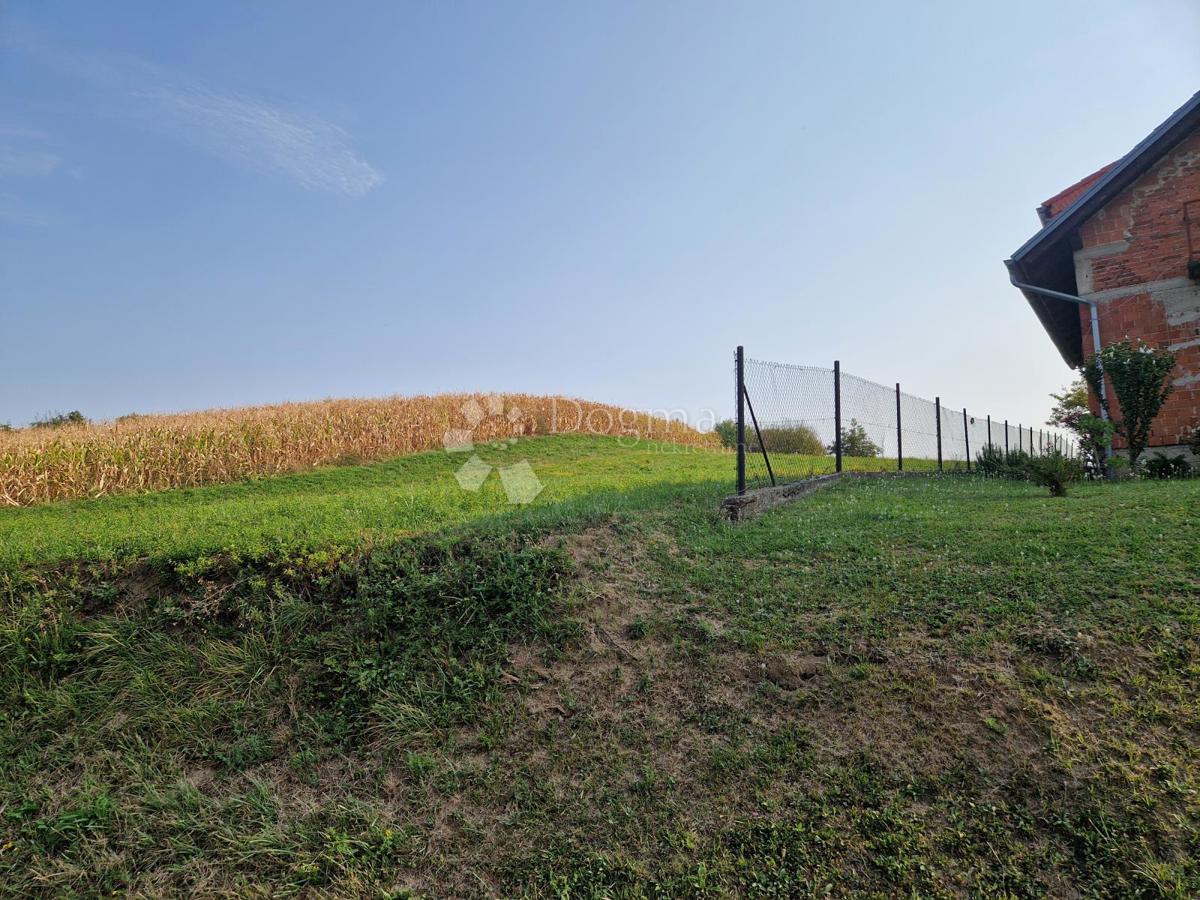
[[1073, 129, 1200, 451]]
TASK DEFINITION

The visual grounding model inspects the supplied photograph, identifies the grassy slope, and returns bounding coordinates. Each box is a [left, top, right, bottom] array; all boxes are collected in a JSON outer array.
[[0, 433, 932, 571], [0, 436, 729, 570], [1, 444, 1198, 896]]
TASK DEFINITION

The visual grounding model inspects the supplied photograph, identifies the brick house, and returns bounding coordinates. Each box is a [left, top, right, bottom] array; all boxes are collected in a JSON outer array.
[[1006, 90, 1200, 457]]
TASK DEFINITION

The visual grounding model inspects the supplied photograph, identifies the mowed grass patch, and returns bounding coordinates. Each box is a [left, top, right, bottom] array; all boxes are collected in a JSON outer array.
[[0, 435, 731, 571], [0, 432, 940, 572], [1, 474, 1198, 895]]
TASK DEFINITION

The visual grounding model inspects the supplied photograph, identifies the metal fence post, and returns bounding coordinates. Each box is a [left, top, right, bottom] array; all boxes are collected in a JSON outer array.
[[833, 360, 842, 474], [987, 414, 992, 450], [736, 346, 746, 495], [935, 396, 943, 472], [1018, 424, 1022, 454], [1005, 419, 1009, 456], [895, 383, 903, 472], [963, 408, 971, 472], [1030, 425, 1034, 456]]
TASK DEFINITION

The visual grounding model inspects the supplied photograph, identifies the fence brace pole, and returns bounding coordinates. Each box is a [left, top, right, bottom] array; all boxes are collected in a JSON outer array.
[[742, 384, 776, 487], [833, 360, 842, 474], [895, 383, 903, 472], [736, 346, 746, 495], [963, 408, 971, 472], [935, 397, 943, 472]]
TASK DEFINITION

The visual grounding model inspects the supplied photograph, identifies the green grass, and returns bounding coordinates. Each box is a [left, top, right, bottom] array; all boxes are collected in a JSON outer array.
[[0, 434, 937, 572], [1, 440, 1198, 896], [0, 435, 731, 571]]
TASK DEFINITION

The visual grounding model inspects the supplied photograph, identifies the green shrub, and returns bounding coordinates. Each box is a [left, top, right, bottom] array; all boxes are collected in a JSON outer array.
[[713, 420, 738, 449], [711, 420, 824, 455], [1028, 450, 1083, 497], [976, 446, 1031, 480], [1144, 452, 1192, 480], [1047, 381, 1110, 468], [1075, 414, 1115, 471], [1189, 426, 1200, 459], [975, 445, 1006, 477], [1083, 339, 1176, 469], [751, 423, 824, 456], [826, 418, 881, 458]]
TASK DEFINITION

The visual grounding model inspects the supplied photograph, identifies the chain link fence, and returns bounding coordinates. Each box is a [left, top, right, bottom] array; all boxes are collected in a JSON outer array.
[[732, 348, 1075, 492]]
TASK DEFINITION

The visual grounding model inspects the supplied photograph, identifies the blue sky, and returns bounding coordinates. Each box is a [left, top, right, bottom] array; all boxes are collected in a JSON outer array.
[[3, 1, 1199, 429]]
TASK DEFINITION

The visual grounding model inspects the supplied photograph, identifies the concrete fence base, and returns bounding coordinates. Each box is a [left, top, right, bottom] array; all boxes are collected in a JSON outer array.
[[719, 470, 945, 523]]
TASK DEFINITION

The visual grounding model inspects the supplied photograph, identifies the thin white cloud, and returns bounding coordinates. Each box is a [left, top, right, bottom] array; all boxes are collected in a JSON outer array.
[[131, 82, 382, 197], [5, 25, 383, 198]]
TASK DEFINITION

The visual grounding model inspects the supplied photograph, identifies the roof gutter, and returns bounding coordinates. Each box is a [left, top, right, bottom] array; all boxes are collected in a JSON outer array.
[[1009, 276, 1113, 463]]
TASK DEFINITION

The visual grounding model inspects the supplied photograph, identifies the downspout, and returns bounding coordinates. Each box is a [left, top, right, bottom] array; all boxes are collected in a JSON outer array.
[[1009, 277, 1113, 465]]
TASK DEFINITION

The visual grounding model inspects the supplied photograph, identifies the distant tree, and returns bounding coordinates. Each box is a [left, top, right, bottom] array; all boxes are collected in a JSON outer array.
[[31, 410, 89, 429], [1082, 340, 1176, 469], [1047, 379, 1111, 470], [0, 422, 11, 432], [828, 418, 880, 458], [713, 419, 737, 449], [1046, 379, 1089, 431]]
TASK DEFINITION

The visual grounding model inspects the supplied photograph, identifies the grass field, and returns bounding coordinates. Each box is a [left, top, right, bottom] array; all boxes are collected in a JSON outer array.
[[0, 434, 933, 571], [0, 436, 728, 571], [0, 393, 718, 507], [1, 435, 1198, 896]]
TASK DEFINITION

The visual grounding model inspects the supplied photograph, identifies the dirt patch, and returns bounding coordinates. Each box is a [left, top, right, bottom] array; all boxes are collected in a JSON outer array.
[[758, 653, 828, 689]]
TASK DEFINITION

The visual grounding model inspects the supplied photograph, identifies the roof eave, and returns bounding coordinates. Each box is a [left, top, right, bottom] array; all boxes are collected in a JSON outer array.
[[1005, 257, 1084, 368]]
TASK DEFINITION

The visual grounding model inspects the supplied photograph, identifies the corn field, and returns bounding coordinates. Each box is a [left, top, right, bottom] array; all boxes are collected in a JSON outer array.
[[0, 394, 718, 507]]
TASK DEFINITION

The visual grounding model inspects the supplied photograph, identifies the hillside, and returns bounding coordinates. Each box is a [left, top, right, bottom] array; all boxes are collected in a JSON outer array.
[[1, 449, 1198, 896], [0, 435, 729, 570], [0, 393, 718, 507]]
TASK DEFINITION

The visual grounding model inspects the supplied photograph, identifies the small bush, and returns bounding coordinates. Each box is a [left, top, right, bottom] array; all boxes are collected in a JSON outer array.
[[713, 420, 738, 449], [827, 418, 881, 458], [751, 423, 824, 456], [976, 446, 1031, 481], [1028, 450, 1083, 497], [975, 445, 1006, 477], [1188, 426, 1200, 459], [711, 420, 824, 455], [1144, 452, 1192, 480], [1075, 413, 1115, 471]]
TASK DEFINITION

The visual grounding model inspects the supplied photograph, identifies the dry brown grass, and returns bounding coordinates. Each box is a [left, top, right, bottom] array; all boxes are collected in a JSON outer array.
[[0, 393, 717, 507]]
